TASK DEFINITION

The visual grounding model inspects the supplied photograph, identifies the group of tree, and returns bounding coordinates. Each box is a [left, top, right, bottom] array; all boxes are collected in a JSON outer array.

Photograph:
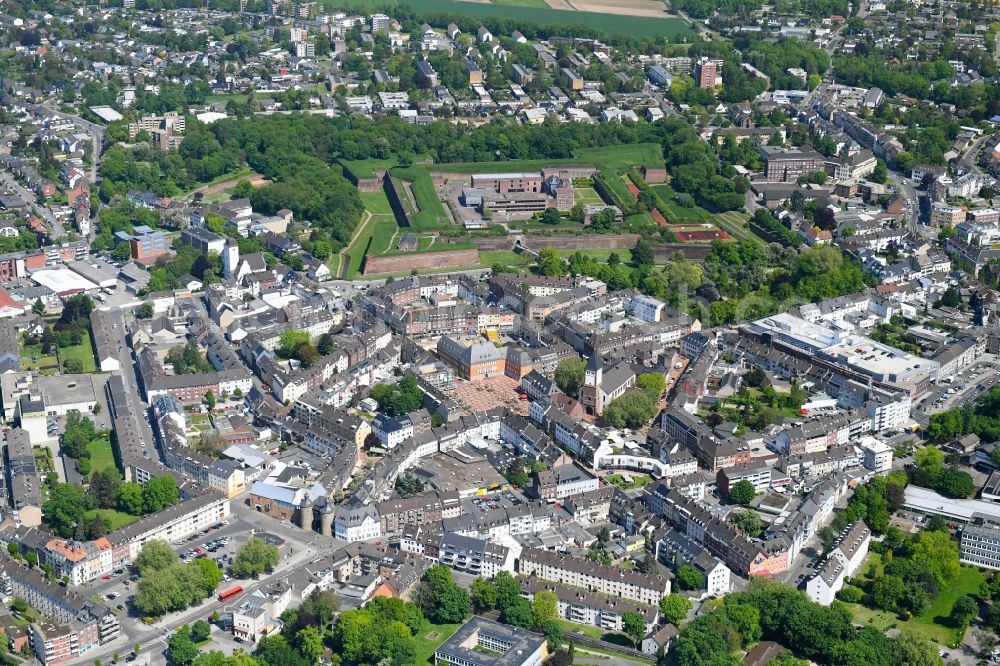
[[674, 577, 941, 666], [821, 472, 907, 539], [603, 389, 658, 429], [554, 357, 586, 397], [839, 521, 962, 620], [60, 410, 109, 475], [231, 538, 281, 579], [929, 385, 1000, 446], [470, 572, 571, 649], [369, 374, 425, 417], [43, 475, 179, 540], [412, 565, 470, 625], [276, 330, 322, 368], [52, 294, 94, 348], [331, 596, 423, 666], [133, 540, 223, 618], [908, 445, 975, 499], [501, 457, 548, 488], [166, 341, 214, 375]]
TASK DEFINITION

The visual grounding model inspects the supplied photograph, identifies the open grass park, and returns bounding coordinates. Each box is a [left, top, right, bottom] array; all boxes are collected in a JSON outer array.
[[843, 555, 984, 647]]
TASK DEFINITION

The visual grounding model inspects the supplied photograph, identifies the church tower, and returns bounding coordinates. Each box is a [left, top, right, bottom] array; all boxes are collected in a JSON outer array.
[[223, 239, 239, 279]]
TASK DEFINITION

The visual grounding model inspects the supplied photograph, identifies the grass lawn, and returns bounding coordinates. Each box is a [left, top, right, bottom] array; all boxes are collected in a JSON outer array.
[[58, 331, 97, 373], [360, 190, 397, 216], [557, 249, 636, 264], [605, 473, 654, 490], [845, 564, 984, 646], [650, 183, 712, 223], [574, 187, 606, 206], [86, 436, 116, 473], [480, 250, 534, 268], [411, 621, 463, 666], [714, 210, 761, 245], [84, 509, 138, 531]]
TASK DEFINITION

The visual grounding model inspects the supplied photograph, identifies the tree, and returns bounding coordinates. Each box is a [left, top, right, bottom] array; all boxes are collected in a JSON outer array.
[[537, 248, 565, 277], [951, 595, 978, 627], [554, 358, 586, 396], [137, 302, 154, 318], [193, 557, 223, 593], [632, 238, 654, 267], [728, 480, 756, 505], [205, 389, 216, 411], [142, 476, 179, 514], [659, 594, 692, 625], [893, 629, 941, 666], [316, 333, 335, 356], [909, 528, 959, 584], [168, 625, 199, 666], [294, 626, 324, 664], [494, 571, 521, 611], [532, 590, 559, 628], [675, 565, 705, 591], [191, 620, 211, 643], [636, 373, 666, 398], [622, 611, 646, 648], [731, 509, 762, 537], [471, 577, 498, 611], [32, 298, 45, 315], [603, 389, 657, 428], [540, 619, 563, 651], [42, 483, 89, 538], [938, 467, 974, 498], [500, 596, 534, 628], [88, 469, 120, 510], [117, 482, 144, 515], [540, 208, 562, 225], [232, 538, 281, 578], [135, 540, 177, 575]]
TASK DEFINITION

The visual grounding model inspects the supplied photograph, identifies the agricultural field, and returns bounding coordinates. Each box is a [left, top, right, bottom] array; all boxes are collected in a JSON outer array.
[[320, 0, 690, 38]]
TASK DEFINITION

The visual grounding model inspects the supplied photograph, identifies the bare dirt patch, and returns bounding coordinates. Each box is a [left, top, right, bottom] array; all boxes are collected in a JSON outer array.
[[543, 0, 575, 9], [567, 0, 670, 17]]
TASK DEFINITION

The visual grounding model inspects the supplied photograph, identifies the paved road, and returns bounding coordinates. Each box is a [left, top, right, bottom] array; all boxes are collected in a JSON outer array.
[[41, 99, 105, 185]]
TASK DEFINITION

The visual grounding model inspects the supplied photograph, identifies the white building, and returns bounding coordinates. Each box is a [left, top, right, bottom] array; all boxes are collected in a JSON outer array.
[[334, 504, 382, 542], [857, 437, 893, 475], [628, 294, 667, 323], [806, 557, 846, 605]]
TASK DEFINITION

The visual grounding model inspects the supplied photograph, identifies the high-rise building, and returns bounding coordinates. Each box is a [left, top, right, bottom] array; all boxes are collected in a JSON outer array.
[[694, 56, 718, 88]]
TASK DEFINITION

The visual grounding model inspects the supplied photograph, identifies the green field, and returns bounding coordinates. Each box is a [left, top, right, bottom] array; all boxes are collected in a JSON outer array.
[[606, 473, 654, 490], [411, 621, 463, 666], [84, 509, 138, 531], [342, 158, 400, 181], [649, 183, 712, 223], [713, 210, 760, 244], [86, 436, 116, 474], [392, 143, 667, 230], [20, 339, 59, 375], [59, 331, 97, 373], [320, 0, 690, 38], [844, 562, 983, 646], [479, 250, 534, 269], [574, 187, 606, 206]]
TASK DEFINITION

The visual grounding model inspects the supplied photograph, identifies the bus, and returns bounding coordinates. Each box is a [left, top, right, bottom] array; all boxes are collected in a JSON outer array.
[[218, 585, 244, 602]]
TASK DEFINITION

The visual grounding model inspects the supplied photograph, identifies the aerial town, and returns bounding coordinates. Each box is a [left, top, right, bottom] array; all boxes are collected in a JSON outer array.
[[2, 0, 1000, 664]]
